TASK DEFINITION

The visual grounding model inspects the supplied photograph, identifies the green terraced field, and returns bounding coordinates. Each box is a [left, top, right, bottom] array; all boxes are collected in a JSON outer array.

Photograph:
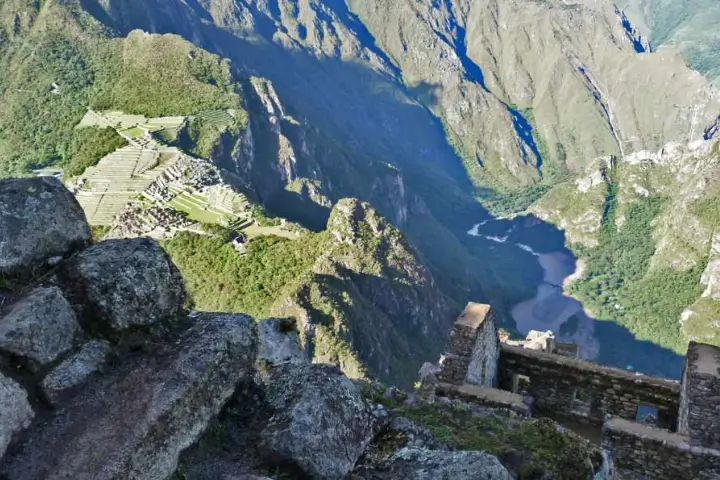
[[120, 127, 146, 138], [153, 128, 180, 144], [168, 191, 229, 225], [195, 109, 235, 130]]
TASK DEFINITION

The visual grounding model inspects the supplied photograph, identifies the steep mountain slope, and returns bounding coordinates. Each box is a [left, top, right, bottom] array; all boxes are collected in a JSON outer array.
[[0, 1, 243, 175], [163, 199, 457, 386], [618, 0, 720, 81], [78, 0, 720, 195], [531, 138, 720, 357], [2, 0, 720, 383]]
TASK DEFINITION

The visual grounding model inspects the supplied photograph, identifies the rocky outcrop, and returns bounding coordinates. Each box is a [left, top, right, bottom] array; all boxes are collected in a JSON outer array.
[[259, 363, 383, 479], [0, 374, 33, 459], [0, 178, 516, 479], [1, 313, 257, 480], [355, 447, 513, 479], [40, 339, 112, 405], [0, 177, 90, 278], [256, 318, 307, 366], [0, 287, 80, 371], [58, 238, 186, 334], [273, 199, 457, 387]]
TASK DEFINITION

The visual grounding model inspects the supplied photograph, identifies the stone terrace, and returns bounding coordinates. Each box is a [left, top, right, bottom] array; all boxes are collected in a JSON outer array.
[[74, 146, 182, 225]]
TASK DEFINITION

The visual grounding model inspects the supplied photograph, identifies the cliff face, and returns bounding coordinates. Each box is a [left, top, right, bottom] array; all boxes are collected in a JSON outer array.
[[272, 199, 457, 386]]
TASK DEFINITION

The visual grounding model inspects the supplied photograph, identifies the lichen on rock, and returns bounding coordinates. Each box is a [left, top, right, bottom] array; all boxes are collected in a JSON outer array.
[[0, 177, 90, 279], [0, 286, 81, 371], [58, 238, 186, 335]]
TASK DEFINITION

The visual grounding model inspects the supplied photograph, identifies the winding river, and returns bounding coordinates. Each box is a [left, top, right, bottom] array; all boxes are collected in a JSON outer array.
[[468, 221, 601, 360]]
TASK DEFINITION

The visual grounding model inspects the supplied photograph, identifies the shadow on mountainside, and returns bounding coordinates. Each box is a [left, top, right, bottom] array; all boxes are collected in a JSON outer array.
[[467, 214, 685, 379], [82, 0, 684, 380]]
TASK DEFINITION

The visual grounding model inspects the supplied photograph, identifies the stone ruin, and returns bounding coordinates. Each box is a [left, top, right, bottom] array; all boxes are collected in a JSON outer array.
[[423, 302, 720, 479], [0, 177, 514, 480], [107, 204, 194, 239]]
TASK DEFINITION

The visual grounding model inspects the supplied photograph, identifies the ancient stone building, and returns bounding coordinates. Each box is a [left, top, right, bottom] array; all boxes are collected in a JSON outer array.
[[430, 302, 720, 480], [437, 303, 499, 387], [678, 342, 720, 449]]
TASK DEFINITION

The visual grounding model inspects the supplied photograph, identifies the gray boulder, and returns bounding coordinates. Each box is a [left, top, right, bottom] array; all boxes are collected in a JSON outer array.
[[356, 416, 448, 472], [58, 238, 186, 333], [1, 313, 257, 480], [0, 373, 34, 459], [0, 287, 81, 371], [0, 177, 90, 278], [382, 417, 447, 452], [40, 339, 112, 405], [354, 447, 513, 480], [259, 363, 380, 479], [256, 318, 307, 366]]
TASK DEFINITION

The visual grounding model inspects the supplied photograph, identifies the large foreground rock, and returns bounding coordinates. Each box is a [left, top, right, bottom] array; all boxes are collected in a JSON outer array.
[[256, 318, 307, 366], [40, 339, 112, 405], [353, 447, 513, 479], [0, 177, 90, 277], [1, 313, 256, 480], [58, 238, 186, 333], [0, 374, 34, 459], [259, 364, 381, 479], [0, 287, 80, 371]]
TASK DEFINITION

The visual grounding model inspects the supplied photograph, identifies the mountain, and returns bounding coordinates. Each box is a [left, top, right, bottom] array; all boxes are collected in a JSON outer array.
[[531, 140, 720, 362], [617, 0, 720, 81], [1, 0, 720, 382], [163, 198, 457, 387]]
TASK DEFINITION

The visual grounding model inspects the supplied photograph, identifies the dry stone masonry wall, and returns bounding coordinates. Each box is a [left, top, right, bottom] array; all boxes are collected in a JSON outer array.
[[603, 418, 720, 479], [432, 303, 720, 479], [437, 303, 499, 387], [498, 344, 681, 426], [678, 342, 720, 449]]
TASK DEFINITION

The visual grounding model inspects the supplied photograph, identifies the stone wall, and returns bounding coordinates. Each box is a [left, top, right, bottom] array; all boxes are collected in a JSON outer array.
[[499, 344, 681, 426], [437, 303, 498, 387], [678, 342, 720, 448], [466, 306, 499, 387], [602, 418, 720, 479], [436, 383, 530, 416]]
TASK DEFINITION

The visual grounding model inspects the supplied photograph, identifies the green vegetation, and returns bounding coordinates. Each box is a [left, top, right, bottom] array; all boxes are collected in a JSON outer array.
[[692, 191, 720, 229], [569, 194, 705, 353], [179, 110, 247, 159], [161, 232, 329, 317], [118, 127, 145, 138], [0, 4, 245, 176], [167, 192, 228, 225], [479, 159, 573, 216], [683, 298, 720, 344], [63, 127, 128, 178], [92, 32, 241, 118], [90, 225, 111, 241], [388, 403, 601, 479]]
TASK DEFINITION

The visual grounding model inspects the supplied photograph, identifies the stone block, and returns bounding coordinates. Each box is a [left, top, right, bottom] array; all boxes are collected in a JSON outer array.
[[1, 313, 256, 480], [0, 373, 34, 459], [0, 177, 90, 278], [40, 339, 112, 405], [58, 239, 186, 334], [259, 363, 381, 479], [0, 287, 80, 371]]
